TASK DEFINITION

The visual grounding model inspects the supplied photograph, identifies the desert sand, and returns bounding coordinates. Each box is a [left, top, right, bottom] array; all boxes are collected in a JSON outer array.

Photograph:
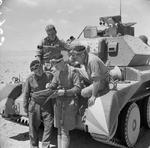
[[1, 113, 150, 148], [0, 49, 150, 148]]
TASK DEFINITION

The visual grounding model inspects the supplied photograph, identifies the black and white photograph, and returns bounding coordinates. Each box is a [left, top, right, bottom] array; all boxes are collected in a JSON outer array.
[[0, 0, 150, 148]]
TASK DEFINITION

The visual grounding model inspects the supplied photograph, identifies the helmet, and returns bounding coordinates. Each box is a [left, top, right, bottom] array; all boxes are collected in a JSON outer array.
[[139, 35, 148, 44]]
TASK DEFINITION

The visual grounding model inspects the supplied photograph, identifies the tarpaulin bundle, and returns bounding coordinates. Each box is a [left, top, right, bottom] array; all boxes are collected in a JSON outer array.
[[31, 89, 57, 107]]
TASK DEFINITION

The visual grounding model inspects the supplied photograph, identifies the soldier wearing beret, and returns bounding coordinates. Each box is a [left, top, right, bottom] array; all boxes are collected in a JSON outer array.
[[36, 24, 69, 71], [23, 60, 53, 148], [70, 45, 109, 106], [47, 54, 81, 148]]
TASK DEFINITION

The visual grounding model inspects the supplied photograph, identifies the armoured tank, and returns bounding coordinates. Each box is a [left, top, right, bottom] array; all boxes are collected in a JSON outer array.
[[0, 15, 150, 148], [69, 15, 150, 147]]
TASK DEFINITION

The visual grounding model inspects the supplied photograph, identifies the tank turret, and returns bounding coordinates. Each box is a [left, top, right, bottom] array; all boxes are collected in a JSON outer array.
[[72, 15, 150, 66], [83, 15, 136, 38]]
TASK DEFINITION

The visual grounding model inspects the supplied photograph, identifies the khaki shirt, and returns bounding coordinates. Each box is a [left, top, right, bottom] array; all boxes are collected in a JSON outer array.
[[36, 36, 69, 63], [85, 53, 108, 82], [79, 53, 109, 90], [23, 72, 53, 111]]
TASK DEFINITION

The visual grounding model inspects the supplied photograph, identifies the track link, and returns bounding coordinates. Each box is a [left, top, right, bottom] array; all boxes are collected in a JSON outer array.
[[92, 135, 128, 148], [0, 113, 29, 126], [10, 116, 29, 126]]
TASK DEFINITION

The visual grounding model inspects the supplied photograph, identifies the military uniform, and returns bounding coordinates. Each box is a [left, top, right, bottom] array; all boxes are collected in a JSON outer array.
[[80, 53, 109, 98], [36, 24, 70, 71], [49, 64, 81, 148], [36, 36, 69, 71], [23, 72, 53, 148], [71, 45, 109, 98]]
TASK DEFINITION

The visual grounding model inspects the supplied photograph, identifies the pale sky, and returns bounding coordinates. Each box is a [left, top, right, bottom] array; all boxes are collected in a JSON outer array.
[[0, 0, 150, 51]]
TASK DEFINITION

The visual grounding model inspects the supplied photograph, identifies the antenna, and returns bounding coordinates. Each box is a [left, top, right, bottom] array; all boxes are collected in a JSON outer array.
[[77, 26, 87, 39], [120, 0, 122, 22]]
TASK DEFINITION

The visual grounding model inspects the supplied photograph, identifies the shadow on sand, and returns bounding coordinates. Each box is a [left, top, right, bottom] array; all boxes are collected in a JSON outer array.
[[10, 132, 29, 141], [10, 126, 57, 146], [9, 125, 150, 148]]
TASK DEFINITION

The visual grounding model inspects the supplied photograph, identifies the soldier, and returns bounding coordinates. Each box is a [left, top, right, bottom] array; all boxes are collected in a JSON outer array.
[[36, 24, 69, 71], [23, 60, 53, 148], [70, 45, 109, 106], [47, 54, 81, 148]]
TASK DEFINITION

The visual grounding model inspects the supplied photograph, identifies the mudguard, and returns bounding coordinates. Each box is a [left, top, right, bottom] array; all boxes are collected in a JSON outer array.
[[0, 83, 22, 101]]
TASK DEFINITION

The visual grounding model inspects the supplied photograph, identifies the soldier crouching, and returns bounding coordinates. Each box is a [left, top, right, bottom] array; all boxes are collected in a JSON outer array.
[[70, 45, 109, 106]]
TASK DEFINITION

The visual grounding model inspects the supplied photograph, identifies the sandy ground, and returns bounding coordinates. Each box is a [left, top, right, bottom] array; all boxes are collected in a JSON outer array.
[[0, 116, 29, 148], [0, 114, 150, 148]]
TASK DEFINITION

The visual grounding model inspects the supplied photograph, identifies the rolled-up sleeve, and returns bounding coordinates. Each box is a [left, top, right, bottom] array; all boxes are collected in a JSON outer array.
[[89, 60, 101, 79], [48, 72, 59, 90]]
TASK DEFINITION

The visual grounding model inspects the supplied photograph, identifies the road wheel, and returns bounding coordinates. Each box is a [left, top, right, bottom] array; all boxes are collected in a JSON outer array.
[[120, 103, 141, 147], [143, 96, 150, 128]]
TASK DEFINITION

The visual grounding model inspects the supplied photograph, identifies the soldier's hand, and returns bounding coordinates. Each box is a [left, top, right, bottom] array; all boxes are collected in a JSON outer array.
[[88, 96, 96, 107], [46, 83, 51, 89], [57, 89, 65, 96]]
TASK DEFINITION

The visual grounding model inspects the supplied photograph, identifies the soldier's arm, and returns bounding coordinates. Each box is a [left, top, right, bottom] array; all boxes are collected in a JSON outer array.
[[92, 78, 101, 97], [45, 72, 54, 88], [23, 77, 31, 113], [65, 70, 81, 96], [89, 60, 102, 97], [47, 72, 59, 90], [47, 71, 53, 82]]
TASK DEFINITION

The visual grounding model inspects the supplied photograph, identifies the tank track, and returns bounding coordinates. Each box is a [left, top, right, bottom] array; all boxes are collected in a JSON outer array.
[[12, 116, 29, 126], [92, 135, 128, 148], [0, 113, 29, 126]]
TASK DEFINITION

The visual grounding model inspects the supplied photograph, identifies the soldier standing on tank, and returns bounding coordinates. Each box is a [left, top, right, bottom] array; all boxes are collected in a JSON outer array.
[[23, 60, 54, 148], [47, 54, 81, 148], [70, 45, 109, 106], [36, 24, 69, 71]]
